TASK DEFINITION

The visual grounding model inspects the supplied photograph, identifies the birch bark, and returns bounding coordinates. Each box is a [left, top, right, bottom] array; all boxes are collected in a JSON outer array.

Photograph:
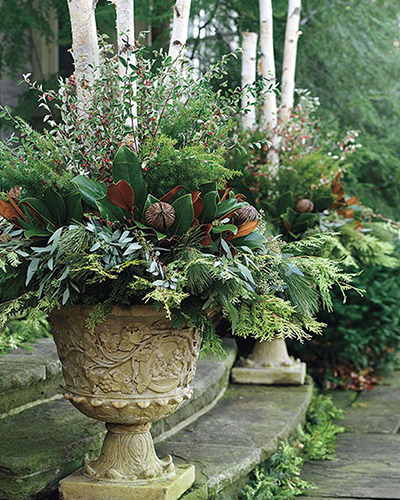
[[112, 0, 135, 77], [111, 0, 137, 129], [241, 32, 258, 131], [280, 0, 302, 124], [67, 0, 99, 107], [258, 0, 279, 173], [168, 0, 192, 61]]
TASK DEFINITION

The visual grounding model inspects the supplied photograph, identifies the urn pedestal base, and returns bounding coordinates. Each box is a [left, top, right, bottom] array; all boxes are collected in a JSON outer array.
[[59, 465, 195, 500], [231, 362, 306, 385], [231, 338, 306, 386]]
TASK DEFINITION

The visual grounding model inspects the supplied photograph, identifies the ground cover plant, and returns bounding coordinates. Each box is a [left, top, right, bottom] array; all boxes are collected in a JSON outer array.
[[0, 43, 356, 354], [220, 392, 344, 500]]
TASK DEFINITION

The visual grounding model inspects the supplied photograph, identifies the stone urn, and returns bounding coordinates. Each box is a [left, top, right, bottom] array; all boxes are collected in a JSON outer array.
[[50, 305, 200, 499]]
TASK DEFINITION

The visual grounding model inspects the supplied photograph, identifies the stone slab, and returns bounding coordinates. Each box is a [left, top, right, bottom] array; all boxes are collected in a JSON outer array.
[[59, 465, 195, 500], [300, 422, 400, 499], [0, 341, 237, 500], [231, 362, 306, 386], [0, 339, 63, 415], [157, 381, 313, 499], [342, 386, 400, 434]]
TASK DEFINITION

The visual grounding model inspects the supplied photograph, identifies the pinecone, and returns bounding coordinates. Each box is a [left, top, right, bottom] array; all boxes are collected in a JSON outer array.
[[231, 205, 259, 226], [296, 199, 314, 213], [145, 202, 176, 231]]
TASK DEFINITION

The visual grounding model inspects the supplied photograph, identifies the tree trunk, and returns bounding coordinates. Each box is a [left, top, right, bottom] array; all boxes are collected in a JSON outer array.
[[112, 0, 135, 76], [280, 0, 302, 124], [241, 31, 258, 131], [112, 0, 137, 130], [168, 0, 192, 61], [67, 0, 99, 107], [258, 0, 279, 174]]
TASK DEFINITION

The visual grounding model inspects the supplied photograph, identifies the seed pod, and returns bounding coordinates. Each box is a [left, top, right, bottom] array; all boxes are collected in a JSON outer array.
[[231, 205, 259, 226], [145, 202, 176, 231], [296, 199, 314, 213]]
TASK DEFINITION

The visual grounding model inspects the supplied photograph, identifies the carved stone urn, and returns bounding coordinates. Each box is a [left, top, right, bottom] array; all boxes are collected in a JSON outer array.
[[231, 338, 306, 385], [50, 305, 200, 500]]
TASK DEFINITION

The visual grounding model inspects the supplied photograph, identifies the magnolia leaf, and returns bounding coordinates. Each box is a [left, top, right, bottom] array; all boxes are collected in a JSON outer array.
[[0, 200, 23, 226], [73, 176, 106, 209], [43, 188, 68, 226], [160, 185, 185, 202], [276, 192, 295, 216], [230, 232, 266, 250], [216, 198, 246, 218], [112, 145, 147, 214], [191, 191, 204, 219], [200, 182, 218, 195], [211, 224, 238, 235], [21, 198, 53, 224], [200, 191, 218, 223], [107, 180, 135, 211], [170, 194, 194, 236], [65, 193, 84, 224], [96, 196, 125, 223], [228, 220, 258, 240]]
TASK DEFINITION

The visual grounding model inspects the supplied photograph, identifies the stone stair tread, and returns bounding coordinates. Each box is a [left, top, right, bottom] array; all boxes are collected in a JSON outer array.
[[0, 339, 63, 416], [0, 340, 237, 500], [157, 382, 313, 500]]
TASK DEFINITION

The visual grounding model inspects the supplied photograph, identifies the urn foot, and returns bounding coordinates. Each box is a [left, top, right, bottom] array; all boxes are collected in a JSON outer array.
[[232, 339, 307, 385], [83, 422, 175, 483], [60, 465, 195, 500]]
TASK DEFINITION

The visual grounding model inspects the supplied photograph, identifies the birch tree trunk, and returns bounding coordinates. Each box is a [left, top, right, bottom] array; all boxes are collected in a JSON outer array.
[[258, 0, 279, 173], [111, 0, 137, 130], [280, 0, 302, 124], [67, 0, 99, 107], [241, 32, 258, 131], [112, 0, 135, 76], [168, 0, 192, 61]]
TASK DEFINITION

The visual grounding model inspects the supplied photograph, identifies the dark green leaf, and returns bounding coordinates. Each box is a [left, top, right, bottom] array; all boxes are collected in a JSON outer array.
[[96, 196, 125, 223], [200, 191, 218, 223], [65, 193, 84, 224], [231, 232, 266, 250], [170, 194, 194, 236], [73, 176, 106, 209], [211, 224, 238, 235], [216, 198, 246, 218], [112, 145, 147, 214], [43, 188, 67, 226]]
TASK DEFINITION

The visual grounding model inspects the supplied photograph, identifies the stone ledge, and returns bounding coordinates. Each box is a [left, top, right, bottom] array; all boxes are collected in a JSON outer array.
[[157, 379, 314, 500], [0, 340, 237, 500], [0, 339, 63, 416]]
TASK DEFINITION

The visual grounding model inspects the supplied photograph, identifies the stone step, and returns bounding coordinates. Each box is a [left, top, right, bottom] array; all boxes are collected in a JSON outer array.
[[0, 340, 237, 500], [0, 339, 63, 417], [40, 380, 312, 500], [159, 381, 313, 500]]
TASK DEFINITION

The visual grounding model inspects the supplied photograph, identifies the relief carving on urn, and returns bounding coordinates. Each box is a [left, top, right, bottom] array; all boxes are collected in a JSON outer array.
[[51, 306, 200, 483]]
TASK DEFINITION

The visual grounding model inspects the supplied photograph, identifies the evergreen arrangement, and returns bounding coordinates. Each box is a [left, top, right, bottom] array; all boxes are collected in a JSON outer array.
[[0, 46, 355, 352]]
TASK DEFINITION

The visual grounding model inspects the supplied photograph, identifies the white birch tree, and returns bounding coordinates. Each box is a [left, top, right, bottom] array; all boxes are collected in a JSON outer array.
[[241, 31, 258, 130], [67, 0, 99, 107], [280, 0, 302, 124], [109, 0, 137, 130], [110, 0, 135, 77], [168, 0, 192, 61], [258, 0, 279, 171]]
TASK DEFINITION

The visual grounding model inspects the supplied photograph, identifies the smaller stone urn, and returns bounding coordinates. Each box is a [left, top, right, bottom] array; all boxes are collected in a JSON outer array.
[[231, 338, 306, 385], [50, 305, 200, 500]]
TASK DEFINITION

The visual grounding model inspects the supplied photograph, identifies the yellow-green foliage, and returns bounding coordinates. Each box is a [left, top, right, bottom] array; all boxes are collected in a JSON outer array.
[[141, 135, 237, 199]]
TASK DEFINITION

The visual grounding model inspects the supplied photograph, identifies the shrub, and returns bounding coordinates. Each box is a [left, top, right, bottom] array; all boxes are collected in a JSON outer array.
[[290, 263, 400, 390]]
